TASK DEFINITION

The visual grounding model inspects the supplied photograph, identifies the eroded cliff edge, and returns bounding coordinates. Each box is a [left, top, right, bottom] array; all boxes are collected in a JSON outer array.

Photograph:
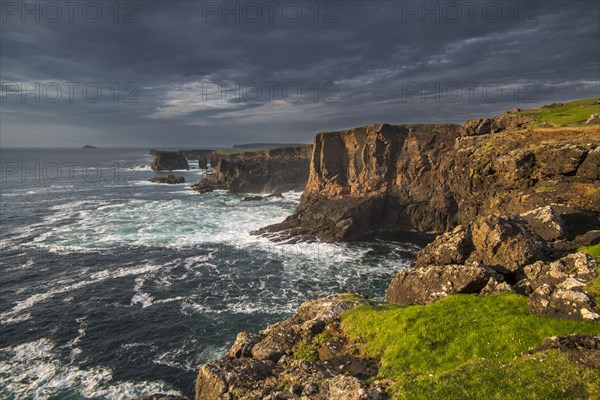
[[256, 110, 599, 242], [192, 146, 312, 194]]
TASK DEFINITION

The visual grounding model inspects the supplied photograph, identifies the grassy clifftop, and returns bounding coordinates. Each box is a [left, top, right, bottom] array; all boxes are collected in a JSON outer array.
[[519, 98, 599, 126], [341, 293, 600, 399]]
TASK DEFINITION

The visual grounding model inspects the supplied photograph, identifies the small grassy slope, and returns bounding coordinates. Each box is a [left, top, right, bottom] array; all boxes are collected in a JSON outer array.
[[519, 98, 600, 126], [341, 293, 600, 399]]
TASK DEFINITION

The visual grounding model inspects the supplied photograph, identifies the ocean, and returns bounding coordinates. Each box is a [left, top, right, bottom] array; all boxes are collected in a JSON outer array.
[[0, 148, 418, 399]]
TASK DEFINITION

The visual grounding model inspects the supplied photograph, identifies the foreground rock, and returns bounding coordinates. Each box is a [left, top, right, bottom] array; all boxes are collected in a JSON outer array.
[[386, 262, 503, 305], [194, 294, 386, 400], [524, 253, 599, 321], [148, 175, 185, 184], [192, 146, 312, 194], [136, 395, 188, 400], [150, 151, 189, 171]]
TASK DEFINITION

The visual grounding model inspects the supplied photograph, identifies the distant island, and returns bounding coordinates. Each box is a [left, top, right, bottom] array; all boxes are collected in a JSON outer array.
[[82, 145, 97, 149]]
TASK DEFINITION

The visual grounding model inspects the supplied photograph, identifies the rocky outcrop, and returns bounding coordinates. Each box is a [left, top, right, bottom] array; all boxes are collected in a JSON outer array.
[[192, 146, 312, 194], [150, 151, 189, 171], [194, 294, 386, 400], [586, 114, 600, 124], [524, 253, 599, 321], [148, 175, 185, 184], [385, 262, 502, 305], [256, 118, 599, 242], [136, 395, 188, 400], [462, 109, 533, 136], [179, 149, 215, 168]]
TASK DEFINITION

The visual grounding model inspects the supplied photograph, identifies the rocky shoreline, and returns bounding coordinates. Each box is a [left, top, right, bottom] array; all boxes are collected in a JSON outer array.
[[142, 100, 599, 399]]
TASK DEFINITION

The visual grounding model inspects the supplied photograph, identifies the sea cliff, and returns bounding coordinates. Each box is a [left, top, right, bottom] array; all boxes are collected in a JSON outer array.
[[192, 146, 312, 194]]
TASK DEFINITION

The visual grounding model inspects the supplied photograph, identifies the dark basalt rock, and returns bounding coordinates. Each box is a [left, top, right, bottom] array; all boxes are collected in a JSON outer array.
[[243, 196, 264, 202], [148, 175, 185, 184], [150, 151, 189, 171]]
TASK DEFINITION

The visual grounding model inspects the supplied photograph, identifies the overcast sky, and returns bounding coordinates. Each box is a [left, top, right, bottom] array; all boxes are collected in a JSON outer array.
[[1, 0, 599, 148]]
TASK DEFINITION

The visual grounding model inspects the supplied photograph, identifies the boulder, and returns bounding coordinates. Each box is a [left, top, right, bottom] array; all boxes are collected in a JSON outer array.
[[537, 144, 588, 177], [577, 147, 600, 180], [585, 113, 600, 124], [415, 225, 473, 268], [520, 206, 566, 242], [385, 263, 502, 305], [228, 332, 261, 358], [148, 175, 185, 184], [320, 376, 387, 400], [524, 253, 599, 321], [471, 216, 546, 274], [150, 151, 189, 171], [191, 179, 216, 193], [479, 277, 514, 296], [243, 196, 264, 202]]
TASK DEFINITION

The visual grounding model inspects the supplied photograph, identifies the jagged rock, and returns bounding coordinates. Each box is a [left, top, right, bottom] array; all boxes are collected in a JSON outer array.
[[492, 149, 535, 189], [479, 277, 514, 296], [577, 147, 600, 180], [586, 113, 600, 124], [520, 206, 566, 242], [252, 294, 369, 362], [471, 216, 546, 275], [529, 334, 600, 368], [148, 175, 185, 184], [462, 118, 492, 136], [228, 332, 262, 358], [191, 179, 216, 193], [385, 263, 502, 305], [136, 396, 188, 400], [524, 253, 599, 321], [537, 144, 588, 177], [195, 358, 281, 400], [415, 225, 473, 268], [267, 191, 284, 198], [150, 151, 189, 171]]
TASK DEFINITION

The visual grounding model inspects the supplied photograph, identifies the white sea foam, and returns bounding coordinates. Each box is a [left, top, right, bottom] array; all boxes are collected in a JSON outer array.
[[0, 339, 182, 400]]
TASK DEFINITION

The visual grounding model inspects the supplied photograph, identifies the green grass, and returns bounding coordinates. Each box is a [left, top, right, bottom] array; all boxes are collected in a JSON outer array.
[[535, 184, 554, 193], [294, 340, 319, 362], [519, 98, 600, 126], [341, 293, 600, 399], [579, 244, 600, 262]]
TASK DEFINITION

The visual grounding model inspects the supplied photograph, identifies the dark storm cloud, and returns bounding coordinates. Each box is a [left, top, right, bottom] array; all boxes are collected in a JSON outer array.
[[1, 0, 599, 147]]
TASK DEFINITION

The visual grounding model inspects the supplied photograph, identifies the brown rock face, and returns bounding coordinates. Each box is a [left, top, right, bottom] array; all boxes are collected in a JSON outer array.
[[192, 146, 312, 194], [385, 263, 501, 305], [471, 216, 546, 275], [257, 120, 600, 243], [150, 151, 189, 171]]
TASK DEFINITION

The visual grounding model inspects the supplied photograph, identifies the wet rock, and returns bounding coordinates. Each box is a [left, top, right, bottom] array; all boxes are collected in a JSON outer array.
[[471, 216, 546, 274], [243, 196, 264, 202], [524, 253, 599, 321], [520, 206, 566, 242], [415, 225, 473, 268], [529, 334, 600, 368], [267, 191, 284, 198], [385, 263, 502, 305], [228, 332, 262, 358], [150, 151, 189, 171], [191, 179, 216, 193], [148, 175, 185, 184]]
